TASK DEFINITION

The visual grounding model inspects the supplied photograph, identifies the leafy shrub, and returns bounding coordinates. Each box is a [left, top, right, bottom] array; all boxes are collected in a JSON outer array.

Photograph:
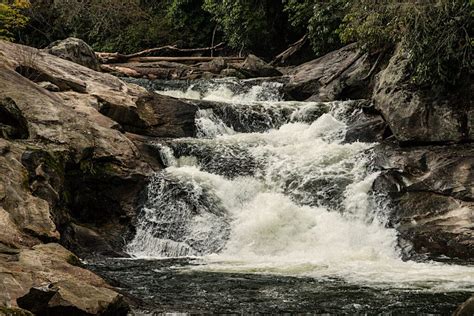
[[284, 0, 349, 56], [340, 0, 472, 86], [203, 0, 290, 56], [0, 0, 29, 41]]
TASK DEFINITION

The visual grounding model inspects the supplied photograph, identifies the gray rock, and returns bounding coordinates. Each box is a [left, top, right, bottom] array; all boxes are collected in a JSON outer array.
[[237, 54, 282, 78], [45, 37, 100, 71], [373, 142, 474, 260], [285, 43, 372, 101], [372, 45, 472, 144]]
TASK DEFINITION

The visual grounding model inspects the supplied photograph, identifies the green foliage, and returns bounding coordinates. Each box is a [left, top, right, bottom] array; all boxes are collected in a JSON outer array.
[[339, 1, 398, 51], [340, 0, 472, 86], [401, 1, 472, 86], [284, 0, 349, 56], [203, 0, 269, 51], [0, 0, 29, 41], [166, 0, 214, 48], [10, 0, 471, 88], [203, 0, 289, 55]]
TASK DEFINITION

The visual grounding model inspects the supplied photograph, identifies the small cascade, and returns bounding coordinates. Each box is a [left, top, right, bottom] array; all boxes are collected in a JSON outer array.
[[126, 79, 474, 291]]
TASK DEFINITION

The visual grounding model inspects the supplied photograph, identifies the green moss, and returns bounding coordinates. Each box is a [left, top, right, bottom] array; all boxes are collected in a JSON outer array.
[[66, 254, 82, 267], [0, 306, 34, 316]]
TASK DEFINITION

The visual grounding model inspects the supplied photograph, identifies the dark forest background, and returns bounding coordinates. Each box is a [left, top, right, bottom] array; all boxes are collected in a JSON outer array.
[[1, 0, 472, 87]]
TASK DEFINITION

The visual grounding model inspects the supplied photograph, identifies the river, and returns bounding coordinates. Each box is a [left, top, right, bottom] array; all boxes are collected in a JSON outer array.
[[88, 78, 474, 314]]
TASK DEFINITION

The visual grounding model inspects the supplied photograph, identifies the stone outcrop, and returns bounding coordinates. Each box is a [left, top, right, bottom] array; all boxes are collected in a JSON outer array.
[[373, 45, 472, 144], [284, 43, 375, 101], [373, 142, 474, 260], [0, 39, 202, 312], [45, 37, 101, 71]]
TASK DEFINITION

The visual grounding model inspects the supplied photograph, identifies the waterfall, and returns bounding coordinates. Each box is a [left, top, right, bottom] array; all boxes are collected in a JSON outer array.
[[126, 80, 474, 291]]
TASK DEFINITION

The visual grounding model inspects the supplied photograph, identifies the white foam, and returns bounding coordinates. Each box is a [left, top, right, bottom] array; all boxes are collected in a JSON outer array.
[[129, 82, 474, 292]]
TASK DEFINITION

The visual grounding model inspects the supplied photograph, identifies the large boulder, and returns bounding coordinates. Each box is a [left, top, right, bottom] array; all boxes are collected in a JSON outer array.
[[235, 54, 282, 78], [372, 45, 472, 144], [0, 243, 119, 309], [372, 142, 474, 260], [45, 37, 100, 71], [284, 43, 373, 101], [17, 280, 129, 316]]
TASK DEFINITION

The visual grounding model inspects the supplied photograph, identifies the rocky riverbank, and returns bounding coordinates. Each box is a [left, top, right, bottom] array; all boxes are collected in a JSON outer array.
[[0, 38, 472, 314]]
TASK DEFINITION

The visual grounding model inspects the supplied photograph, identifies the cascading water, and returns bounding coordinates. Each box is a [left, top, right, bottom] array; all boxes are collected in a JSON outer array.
[[124, 80, 474, 294]]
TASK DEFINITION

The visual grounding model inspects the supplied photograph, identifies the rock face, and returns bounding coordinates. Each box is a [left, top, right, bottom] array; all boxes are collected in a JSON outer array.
[[284, 43, 374, 101], [373, 142, 474, 260], [45, 37, 101, 71], [373, 45, 472, 144], [0, 39, 202, 312]]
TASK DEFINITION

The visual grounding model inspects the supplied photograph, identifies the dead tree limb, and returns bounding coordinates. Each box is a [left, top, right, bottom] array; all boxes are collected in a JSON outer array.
[[127, 56, 245, 63], [96, 42, 226, 63], [270, 34, 308, 66]]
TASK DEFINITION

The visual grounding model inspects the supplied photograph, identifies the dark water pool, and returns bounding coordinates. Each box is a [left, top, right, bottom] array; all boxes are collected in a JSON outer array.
[[86, 258, 471, 315]]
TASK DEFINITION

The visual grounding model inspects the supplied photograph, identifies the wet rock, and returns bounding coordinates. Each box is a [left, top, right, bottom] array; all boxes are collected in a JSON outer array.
[[0, 40, 162, 307], [99, 93, 198, 138], [284, 43, 373, 101], [45, 37, 100, 71], [237, 54, 282, 78], [62, 223, 125, 258], [0, 243, 114, 308], [454, 295, 474, 316], [373, 142, 474, 260], [373, 45, 472, 144], [17, 279, 129, 316]]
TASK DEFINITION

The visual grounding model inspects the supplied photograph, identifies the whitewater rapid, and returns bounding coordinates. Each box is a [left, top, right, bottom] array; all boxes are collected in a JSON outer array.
[[126, 80, 474, 292]]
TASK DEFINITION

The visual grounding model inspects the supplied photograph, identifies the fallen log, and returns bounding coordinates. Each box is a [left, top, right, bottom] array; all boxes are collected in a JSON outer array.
[[96, 42, 226, 63], [271, 34, 308, 66], [127, 56, 245, 63]]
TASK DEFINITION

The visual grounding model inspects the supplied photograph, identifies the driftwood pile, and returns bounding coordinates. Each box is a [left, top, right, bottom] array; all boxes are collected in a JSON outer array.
[[96, 42, 249, 80], [95, 36, 311, 80]]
